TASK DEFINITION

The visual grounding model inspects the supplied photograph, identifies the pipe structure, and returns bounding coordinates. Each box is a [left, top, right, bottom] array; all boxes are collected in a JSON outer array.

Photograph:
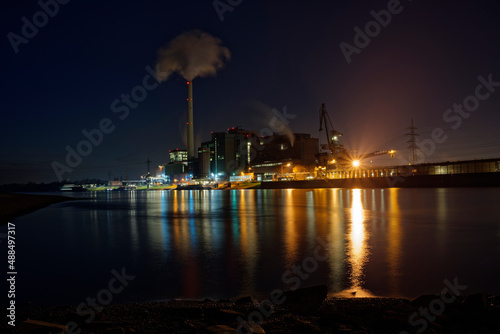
[[187, 81, 195, 159]]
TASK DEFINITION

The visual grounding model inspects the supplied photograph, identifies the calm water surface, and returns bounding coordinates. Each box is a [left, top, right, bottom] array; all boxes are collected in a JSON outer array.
[[4, 188, 500, 305]]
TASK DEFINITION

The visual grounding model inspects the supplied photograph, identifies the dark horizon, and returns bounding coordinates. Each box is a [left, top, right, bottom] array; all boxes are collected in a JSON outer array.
[[2, 0, 500, 184]]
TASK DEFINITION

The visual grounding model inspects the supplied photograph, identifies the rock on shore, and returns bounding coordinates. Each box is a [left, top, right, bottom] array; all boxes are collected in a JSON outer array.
[[4, 286, 500, 333]]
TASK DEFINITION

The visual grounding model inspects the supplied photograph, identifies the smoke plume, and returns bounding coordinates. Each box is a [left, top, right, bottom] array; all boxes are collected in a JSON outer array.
[[249, 101, 296, 147], [155, 30, 230, 82]]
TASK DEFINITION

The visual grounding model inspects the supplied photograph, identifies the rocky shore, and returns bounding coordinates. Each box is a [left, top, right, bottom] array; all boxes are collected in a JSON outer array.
[[5, 286, 500, 333], [0, 192, 76, 225]]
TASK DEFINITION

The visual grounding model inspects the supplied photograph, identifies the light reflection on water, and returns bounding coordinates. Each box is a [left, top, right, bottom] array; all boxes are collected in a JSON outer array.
[[6, 188, 500, 305], [339, 189, 373, 297]]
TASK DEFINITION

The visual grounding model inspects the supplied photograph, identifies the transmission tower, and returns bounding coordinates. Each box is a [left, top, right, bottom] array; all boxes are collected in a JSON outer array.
[[146, 157, 152, 177], [405, 119, 419, 164], [145, 157, 152, 190]]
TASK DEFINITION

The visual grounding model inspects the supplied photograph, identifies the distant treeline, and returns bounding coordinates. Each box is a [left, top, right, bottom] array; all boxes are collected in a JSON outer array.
[[0, 179, 107, 192]]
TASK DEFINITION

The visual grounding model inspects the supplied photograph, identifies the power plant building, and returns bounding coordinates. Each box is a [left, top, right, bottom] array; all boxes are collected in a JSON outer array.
[[251, 133, 319, 180], [199, 129, 249, 179], [169, 149, 188, 163], [163, 149, 189, 182], [197, 146, 212, 179], [252, 133, 318, 165], [190, 129, 321, 181]]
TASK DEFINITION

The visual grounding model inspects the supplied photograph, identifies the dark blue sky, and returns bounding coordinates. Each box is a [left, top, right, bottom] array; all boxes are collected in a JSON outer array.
[[1, 0, 500, 183]]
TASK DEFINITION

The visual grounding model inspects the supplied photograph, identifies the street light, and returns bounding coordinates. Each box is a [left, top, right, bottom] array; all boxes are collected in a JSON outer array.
[[352, 160, 360, 167]]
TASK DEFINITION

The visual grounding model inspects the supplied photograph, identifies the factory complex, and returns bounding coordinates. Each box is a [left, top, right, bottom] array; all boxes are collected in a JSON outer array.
[[153, 82, 500, 188], [163, 128, 319, 184], [161, 128, 500, 186]]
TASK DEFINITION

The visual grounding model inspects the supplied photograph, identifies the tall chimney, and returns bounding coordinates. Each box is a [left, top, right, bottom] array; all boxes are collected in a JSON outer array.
[[187, 81, 195, 159]]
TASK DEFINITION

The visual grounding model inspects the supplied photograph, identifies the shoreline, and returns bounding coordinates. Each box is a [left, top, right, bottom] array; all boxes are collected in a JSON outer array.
[[260, 173, 500, 189], [5, 290, 500, 333], [0, 192, 77, 225]]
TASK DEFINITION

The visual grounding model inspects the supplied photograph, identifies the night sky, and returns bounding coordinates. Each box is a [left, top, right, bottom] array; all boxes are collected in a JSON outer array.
[[1, 0, 500, 183]]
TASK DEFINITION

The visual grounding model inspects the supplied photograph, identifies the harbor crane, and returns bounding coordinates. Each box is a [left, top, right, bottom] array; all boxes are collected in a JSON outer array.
[[318, 103, 395, 169], [319, 103, 345, 156]]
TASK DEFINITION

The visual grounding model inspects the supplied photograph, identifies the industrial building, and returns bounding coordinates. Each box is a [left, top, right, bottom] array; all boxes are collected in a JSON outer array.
[[325, 158, 500, 179], [160, 126, 321, 183], [250, 133, 319, 181], [162, 149, 190, 183], [198, 127, 258, 180]]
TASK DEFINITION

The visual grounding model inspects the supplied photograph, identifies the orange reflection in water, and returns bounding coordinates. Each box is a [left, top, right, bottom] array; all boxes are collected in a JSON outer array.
[[284, 189, 298, 266], [387, 188, 402, 294], [325, 189, 345, 293], [238, 190, 258, 295], [341, 189, 374, 297]]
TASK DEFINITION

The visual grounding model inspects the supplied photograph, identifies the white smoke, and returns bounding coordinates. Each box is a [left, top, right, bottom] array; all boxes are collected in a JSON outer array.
[[250, 101, 296, 147], [155, 30, 230, 82]]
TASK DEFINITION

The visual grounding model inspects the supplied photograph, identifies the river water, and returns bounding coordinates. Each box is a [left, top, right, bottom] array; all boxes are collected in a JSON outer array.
[[4, 188, 500, 305]]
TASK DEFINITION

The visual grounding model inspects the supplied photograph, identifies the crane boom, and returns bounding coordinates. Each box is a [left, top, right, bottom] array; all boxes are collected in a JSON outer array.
[[318, 103, 344, 156], [359, 150, 396, 160], [317, 103, 396, 170]]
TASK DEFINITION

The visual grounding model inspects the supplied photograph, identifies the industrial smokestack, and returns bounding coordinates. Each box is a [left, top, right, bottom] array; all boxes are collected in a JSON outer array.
[[154, 30, 230, 160], [187, 81, 194, 159]]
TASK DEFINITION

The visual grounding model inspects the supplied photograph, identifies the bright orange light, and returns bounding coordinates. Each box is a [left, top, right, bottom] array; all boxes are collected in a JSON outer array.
[[352, 160, 360, 167]]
